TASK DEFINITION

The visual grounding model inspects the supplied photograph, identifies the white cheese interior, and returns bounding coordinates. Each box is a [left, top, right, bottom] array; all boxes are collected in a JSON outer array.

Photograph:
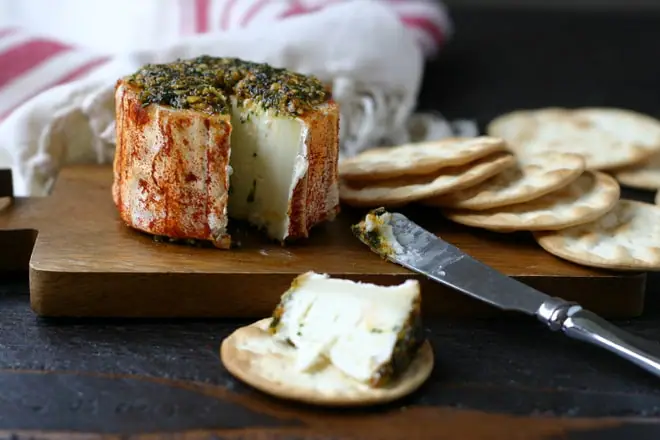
[[235, 319, 376, 393], [273, 272, 420, 384], [227, 100, 308, 241]]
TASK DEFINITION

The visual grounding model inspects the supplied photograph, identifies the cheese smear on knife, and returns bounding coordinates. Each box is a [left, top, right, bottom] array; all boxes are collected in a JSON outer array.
[[349, 207, 408, 260], [112, 56, 340, 248], [269, 272, 424, 387]]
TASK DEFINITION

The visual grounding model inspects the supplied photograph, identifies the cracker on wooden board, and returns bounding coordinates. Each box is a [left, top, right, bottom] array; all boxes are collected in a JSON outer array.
[[220, 318, 434, 407], [338, 136, 507, 182], [339, 152, 516, 208], [443, 171, 620, 232], [422, 152, 586, 211], [534, 200, 660, 271], [613, 153, 660, 190], [487, 107, 660, 170]]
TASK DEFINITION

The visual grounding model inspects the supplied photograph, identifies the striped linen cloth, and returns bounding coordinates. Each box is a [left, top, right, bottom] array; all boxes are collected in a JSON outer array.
[[0, 0, 450, 125], [0, 0, 476, 197]]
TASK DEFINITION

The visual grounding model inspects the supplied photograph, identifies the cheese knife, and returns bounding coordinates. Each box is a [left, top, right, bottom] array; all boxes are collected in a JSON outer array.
[[353, 209, 660, 379]]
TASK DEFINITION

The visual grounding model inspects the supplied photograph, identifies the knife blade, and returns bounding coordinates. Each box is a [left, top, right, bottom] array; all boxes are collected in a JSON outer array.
[[353, 209, 660, 379]]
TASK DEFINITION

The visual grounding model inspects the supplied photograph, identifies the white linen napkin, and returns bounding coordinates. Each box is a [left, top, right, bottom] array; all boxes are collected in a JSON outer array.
[[0, 0, 477, 196]]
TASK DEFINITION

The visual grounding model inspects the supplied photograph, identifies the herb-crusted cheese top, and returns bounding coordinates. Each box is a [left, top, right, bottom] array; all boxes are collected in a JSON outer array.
[[125, 55, 329, 116]]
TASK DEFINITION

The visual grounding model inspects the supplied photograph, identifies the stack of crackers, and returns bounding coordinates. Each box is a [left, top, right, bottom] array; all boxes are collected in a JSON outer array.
[[339, 107, 660, 272]]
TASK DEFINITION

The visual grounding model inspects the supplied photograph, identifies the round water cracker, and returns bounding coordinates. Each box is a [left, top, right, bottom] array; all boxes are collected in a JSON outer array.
[[487, 107, 660, 170], [613, 153, 660, 190], [422, 152, 586, 211], [534, 200, 660, 271], [338, 136, 507, 182], [443, 171, 620, 232], [220, 318, 434, 407], [339, 152, 516, 208]]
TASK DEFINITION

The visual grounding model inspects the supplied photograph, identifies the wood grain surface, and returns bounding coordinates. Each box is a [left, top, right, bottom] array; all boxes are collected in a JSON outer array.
[[0, 165, 647, 318]]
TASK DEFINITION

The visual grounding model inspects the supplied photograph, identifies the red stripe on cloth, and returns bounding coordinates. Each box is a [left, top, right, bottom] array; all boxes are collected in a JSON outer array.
[[0, 28, 16, 39], [195, 0, 211, 33], [280, 0, 343, 19], [220, 0, 239, 30], [279, 0, 305, 18], [241, 0, 271, 27], [0, 56, 110, 123], [399, 16, 445, 46], [0, 40, 72, 89]]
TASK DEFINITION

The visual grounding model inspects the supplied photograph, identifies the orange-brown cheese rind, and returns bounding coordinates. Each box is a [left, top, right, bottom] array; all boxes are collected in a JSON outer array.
[[286, 104, 341, 239], [113, 82, 233, 248]]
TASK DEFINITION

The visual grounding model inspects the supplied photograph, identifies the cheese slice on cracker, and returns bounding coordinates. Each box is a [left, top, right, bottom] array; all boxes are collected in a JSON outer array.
[[221, 319, 433, 406], [220, 273, 434, 406]]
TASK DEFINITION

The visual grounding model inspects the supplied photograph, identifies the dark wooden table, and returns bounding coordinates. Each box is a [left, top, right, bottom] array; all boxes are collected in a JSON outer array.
[[3, 6, 660, 440]]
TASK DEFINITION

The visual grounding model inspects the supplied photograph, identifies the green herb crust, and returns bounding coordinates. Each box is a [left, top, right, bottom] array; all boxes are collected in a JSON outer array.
[[269, 287, 294, 336], [370, 295, 424, 387], [125, 55, 328, 116], [352, 224, 384, 254], [268, 273, 305, 340], [351, 207, 395, 260]]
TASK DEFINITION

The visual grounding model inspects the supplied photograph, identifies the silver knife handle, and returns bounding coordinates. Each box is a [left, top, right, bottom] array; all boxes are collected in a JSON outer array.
[[537, 298, 660, 378]]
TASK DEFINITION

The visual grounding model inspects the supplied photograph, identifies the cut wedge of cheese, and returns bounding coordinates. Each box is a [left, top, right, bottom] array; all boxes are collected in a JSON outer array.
[[112, 56, 340, 248], [269, 272, 424, 387]]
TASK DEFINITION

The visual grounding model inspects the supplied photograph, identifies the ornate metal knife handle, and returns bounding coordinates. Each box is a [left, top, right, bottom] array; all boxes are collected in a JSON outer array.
[[537, 298, 660, 378]]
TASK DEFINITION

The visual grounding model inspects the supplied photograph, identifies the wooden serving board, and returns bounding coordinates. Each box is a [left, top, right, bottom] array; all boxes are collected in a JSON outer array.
[[0, 166, 647, 319]]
